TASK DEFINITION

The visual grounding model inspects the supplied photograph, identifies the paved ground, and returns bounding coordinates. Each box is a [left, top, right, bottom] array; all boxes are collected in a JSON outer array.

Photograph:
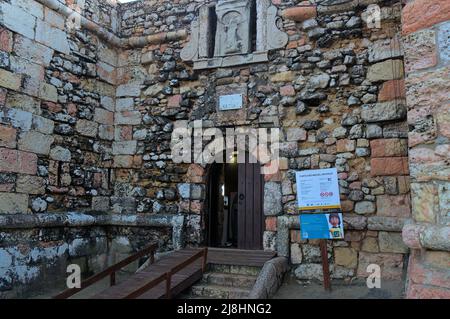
[[273, 275, 405, 299]]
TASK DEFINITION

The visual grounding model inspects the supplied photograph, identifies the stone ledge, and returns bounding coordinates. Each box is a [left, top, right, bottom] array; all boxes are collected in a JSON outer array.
[[33, 0, 187, 48], [403, 221, 450, 251], [0, 212, 185, 249]]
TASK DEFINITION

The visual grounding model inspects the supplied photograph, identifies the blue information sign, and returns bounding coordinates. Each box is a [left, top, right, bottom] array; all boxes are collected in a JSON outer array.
[[300, 213, 344, 240]]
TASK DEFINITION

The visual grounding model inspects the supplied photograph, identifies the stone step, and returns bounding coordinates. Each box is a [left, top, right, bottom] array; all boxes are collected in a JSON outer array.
[[208, 264, 261, 276], [202, 272, 257, 289], [190, 284, 252, 299]]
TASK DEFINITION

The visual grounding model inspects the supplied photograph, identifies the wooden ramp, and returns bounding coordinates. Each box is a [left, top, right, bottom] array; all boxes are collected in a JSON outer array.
[[54, 246, 276, 299]]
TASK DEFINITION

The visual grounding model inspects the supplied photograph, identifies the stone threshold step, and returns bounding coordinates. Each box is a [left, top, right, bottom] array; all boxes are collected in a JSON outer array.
[[202, 272, 257, 289], [191, 284, 252, 299]]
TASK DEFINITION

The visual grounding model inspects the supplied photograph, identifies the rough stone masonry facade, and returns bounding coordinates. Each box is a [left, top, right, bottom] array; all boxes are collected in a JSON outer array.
[[0, 0, 448, 298], [401, 0, 450, 299]]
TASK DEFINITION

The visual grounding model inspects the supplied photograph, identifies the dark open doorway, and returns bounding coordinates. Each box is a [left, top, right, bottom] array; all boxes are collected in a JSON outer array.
[[206, 153, 264, 250]]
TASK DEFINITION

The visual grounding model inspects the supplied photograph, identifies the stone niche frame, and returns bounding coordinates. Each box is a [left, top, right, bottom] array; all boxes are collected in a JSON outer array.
[[181, 0, 288, 69]]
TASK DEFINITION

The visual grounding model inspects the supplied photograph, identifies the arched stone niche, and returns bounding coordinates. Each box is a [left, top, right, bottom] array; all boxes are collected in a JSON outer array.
[[181, 0, 288, 69]]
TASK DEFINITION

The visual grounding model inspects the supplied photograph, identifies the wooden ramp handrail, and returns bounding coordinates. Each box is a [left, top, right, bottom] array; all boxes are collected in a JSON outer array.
[[125, 247, 208, 299], [53, 243, 158, 299]]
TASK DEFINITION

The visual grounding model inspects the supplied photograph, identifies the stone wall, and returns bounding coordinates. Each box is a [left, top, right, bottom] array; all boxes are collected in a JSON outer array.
[[2, 0, 447, 299], [116, 0, 411, 283], [0, 0, 177, 297], [400, 0, 450, 299]]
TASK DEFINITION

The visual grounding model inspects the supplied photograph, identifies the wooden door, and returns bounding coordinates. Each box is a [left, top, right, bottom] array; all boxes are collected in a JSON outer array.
[[237, 161, 264, 250]]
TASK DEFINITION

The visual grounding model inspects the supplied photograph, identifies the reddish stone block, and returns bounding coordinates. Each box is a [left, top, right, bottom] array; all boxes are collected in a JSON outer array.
[[404, 28, 437, 72], [168, 94, 182, 108], [42, 101, 62, 113], [280, 85, 295, 97], [341, 200, 354, 212], [377, 194, 411, 217], [0, 125, 17, 148], [0, 148, 37, 175], [265, 217, 277, 231], [371, 157, 410, 176], [378, 80, 405, 102], [370, 139, 408, 157], [282, 2, 317, 22], [0, 27, 13, 52], [187, 164, 205, 183], [407, 284, 450, 299], [336, 139, 355, 152], [402, 0, 450, 34]]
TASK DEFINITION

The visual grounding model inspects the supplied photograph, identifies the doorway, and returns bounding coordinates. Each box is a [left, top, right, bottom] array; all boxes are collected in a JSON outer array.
[[206, 154, 264, 250]]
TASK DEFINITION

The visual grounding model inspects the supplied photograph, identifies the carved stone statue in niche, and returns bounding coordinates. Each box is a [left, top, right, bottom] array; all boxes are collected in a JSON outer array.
[[181, 0, 288, 70], [223, 13, 242, 54]]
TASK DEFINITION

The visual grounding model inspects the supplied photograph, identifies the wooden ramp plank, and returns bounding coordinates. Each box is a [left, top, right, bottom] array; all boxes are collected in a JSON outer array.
[[92, 249, 204, 299], [90, 247, 276, 299]]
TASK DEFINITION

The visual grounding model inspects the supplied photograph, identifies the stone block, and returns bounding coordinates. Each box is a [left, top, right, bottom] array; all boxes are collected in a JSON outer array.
[[6, 92, 41, 115], [101, 96, 115, 112], [361, 237, 379, 253], [366, 60, 404, 82], [0, 108, 33, 132], [371, 157, 409, 176], [0, 27, 13, 52], [270, 71, 295, 82], [286, 128, 307, 142], [402, 0, 450, 34], [334, 247, 358, 268], [376, 194, 411, 218], [115, 111, 141, 125], [9, 56, 43, 97], [282, 3, 317, 22], [75, 120, 98, 137], [368, 38, 403, 63], [0, 2, 36, 39], [370, 139, 408, 157], [0, 148, 37, 174], [290, 243, 303, 264], [112, 141, 137, 155], [378, 231, 408, 253], [16, 174, 45, 195], [18, 131, 54, 155], [98, 125, 114, 141], [94, 108, 114, 125], [0, 69, 22, 91], [14, 35, 53, 66], [0, 125, 17, 148], [116, 83, 141, 97], [35, 20, 70, 54], [378, 80, 405, 102], [403, 28, 437, 72], [44, 7, 65, 29], [264, 182, 282, 216], [354, 201, 376, 214], [167, 95, 182, 107], [410, 182, 438, 223], [116, 98, 134, 111], [0, 192, 28, 214], [362, 100, 407, 123], [336, 139, 355, 152], [437, 22, 450, 63], [50, 146, 71, 162], [357, 252, 404, 280], [39, 83, 58, 102], [32, 115, 54, 135]]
